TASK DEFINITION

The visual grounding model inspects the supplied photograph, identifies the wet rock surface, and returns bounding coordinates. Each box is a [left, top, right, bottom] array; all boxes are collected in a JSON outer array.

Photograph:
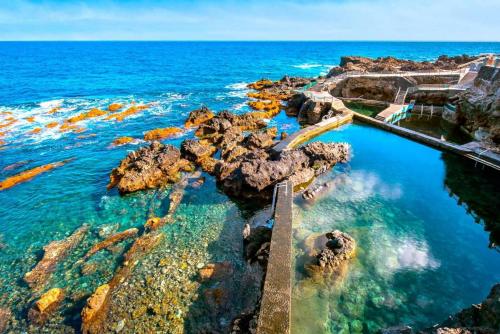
[[107, 141, 193, 194]]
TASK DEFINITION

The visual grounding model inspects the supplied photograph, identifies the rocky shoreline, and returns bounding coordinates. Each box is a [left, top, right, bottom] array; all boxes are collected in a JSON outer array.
[[3, 54, 498, 334]]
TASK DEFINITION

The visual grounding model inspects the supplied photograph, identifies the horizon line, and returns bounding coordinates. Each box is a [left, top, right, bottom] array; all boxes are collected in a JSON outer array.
[[1, 40, 500, 43]]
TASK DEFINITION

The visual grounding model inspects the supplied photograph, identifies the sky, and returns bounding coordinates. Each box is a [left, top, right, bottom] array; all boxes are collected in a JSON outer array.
[[1, 0, 499, 41]]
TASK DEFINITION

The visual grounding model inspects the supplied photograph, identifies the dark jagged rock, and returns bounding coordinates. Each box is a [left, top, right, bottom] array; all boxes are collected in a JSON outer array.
[[243, 225, 272, 268], [286, 92, 307, 116], [107, 141, 192, 194], [327, 55, 479, 77], [298, 99, 333, 125], [216, 142, 349, 199], [181, 139, 217, 162], [455, 66, 500, 147], [242, 127, 278, 150]]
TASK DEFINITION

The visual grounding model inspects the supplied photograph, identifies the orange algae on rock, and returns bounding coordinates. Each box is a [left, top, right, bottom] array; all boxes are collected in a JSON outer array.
[[0, 119, 17, 129], [247, 79, 274, 90], [107, 103, 123, 112], [184, 106, 214, 128], [48, 106, 61, 114], [84, 228, 139, 260], [106, 105, 149, 122], [0, 159, 71, 191], [28, 288, 65, 325], [59, 123, 85, 133], [144, 127, 182, 141], [112, 136, 135, 146], [81, 284, 110, 332], [24, 224, 88, 291], [30, 127, 42, 134], [46, 122, 59, 128], [25, 116, 35, 123], [66, 108, 107, 124]]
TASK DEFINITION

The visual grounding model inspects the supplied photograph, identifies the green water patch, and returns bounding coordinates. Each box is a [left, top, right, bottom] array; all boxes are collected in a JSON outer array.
[[344, 102, 385, 118], [291, 123, 500, 333]]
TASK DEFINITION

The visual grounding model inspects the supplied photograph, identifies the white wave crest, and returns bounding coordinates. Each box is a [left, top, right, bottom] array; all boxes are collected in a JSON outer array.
[[225, 82, 249, 90], [292, 63, 323, 69]]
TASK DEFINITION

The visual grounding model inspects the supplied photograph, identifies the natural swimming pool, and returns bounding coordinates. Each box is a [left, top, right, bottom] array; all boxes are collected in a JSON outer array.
[[291, 122, 500, 333]]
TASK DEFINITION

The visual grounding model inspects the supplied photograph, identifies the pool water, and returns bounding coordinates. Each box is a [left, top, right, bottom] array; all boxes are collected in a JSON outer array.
[[291, 122, 500, 334], [398, 114, 472, 145]]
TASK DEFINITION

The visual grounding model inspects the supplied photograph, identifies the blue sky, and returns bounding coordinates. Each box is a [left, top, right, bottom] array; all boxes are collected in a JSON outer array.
[[1, 0, 499, 41]]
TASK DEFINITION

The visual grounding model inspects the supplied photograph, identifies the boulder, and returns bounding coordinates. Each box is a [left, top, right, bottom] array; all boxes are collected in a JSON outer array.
[[107, 141, 190, 194], [298, 99, 332, 125], [184, 106, 214, 128], [217, 142, 349, 199], [315, 230, 356, 270], [286, 93, 307, 116]]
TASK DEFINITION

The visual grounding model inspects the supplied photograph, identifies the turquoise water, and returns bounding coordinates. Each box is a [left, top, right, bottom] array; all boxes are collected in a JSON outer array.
[[1, 42, 500, 332], [291, 122, 500, 333]]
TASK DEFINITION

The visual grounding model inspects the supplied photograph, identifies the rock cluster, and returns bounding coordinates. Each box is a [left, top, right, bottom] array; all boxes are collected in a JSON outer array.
[[107, 141, 193, 194], [184, 105, 214, 128], [216, 141, 349, 199], [327, 55, 478, 77]]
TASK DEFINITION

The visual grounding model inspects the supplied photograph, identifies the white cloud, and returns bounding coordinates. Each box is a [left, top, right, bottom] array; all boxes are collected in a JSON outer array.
[[0, 0, 499, 40]]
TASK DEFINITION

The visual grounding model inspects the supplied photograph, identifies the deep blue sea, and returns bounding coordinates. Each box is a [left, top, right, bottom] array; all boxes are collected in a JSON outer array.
[[0, 42, 499, 333]]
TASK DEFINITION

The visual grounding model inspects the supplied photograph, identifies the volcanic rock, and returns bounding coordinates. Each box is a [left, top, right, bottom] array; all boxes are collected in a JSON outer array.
[[243, 226, 272, 268], [180, 139, 217, 162], [314, 230, 356, 271], [84, 228, 139, 260], [184, 106, 214, 128], [107, 141, 191, 194]]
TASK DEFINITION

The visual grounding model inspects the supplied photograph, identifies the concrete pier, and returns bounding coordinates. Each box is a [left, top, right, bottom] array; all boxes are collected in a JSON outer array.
[[256, 181, 293, 334]]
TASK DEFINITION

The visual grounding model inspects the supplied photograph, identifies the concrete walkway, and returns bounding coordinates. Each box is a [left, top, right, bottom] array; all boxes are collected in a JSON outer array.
[[256, 181, 293, 334]]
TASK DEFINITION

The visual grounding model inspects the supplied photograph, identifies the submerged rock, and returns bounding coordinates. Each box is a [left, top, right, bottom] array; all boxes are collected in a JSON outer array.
[[198, 261, 234, 282], [0, 307, 11, 333], [107, 141, 192, 194], [24, 225, 88, 291], [81, 284, 110, 334], [28, 288, 65, 326], [244, 226, 272, 268], [0, 159, 72, 191], [84, 228, 139, 260]]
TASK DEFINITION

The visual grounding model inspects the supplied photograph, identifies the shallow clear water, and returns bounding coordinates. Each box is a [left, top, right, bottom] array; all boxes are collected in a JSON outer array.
[[1, 42, 500, 332], [291, 122, 500, 333]]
